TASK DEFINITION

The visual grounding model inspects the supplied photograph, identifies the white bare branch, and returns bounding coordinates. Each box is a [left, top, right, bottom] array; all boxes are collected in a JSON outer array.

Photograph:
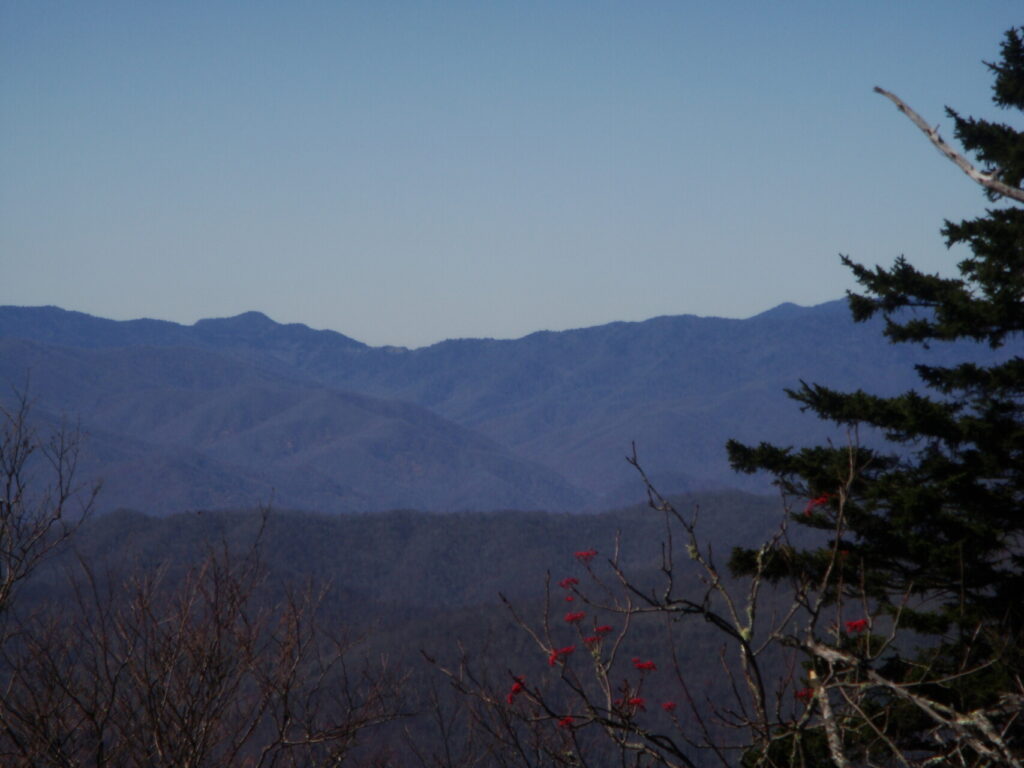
[[874, 86, 1024, 203], [806, 639, 1024, 768]]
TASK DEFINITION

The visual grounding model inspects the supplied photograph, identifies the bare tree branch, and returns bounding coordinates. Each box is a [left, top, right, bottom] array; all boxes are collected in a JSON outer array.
[[874, 86, 1024, 203]]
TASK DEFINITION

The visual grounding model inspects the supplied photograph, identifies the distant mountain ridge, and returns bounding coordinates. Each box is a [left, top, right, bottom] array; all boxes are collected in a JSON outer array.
[[0, 334, 584, 514], [2, 302, 1019, 514], [0, 305, 367, 353]]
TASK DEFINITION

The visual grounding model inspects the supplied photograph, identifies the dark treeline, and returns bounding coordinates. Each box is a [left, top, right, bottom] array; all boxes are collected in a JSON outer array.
[[14, 493, 788, 766], [46, 493, 781, 612]]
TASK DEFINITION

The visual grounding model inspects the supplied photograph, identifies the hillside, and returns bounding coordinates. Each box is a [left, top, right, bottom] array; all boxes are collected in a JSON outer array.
[[2, 301, 1018, 514], [0, 336, 586, 514]]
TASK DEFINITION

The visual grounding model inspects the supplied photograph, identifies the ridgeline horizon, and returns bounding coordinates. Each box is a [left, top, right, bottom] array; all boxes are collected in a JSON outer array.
[[0, 298, 838, 351], [2, 299, 1019, 516]]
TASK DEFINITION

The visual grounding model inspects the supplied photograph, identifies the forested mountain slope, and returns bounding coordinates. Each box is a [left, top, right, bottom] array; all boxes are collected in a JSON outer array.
[[2, 301, 1017, 513], [0, 336, 586, 514]]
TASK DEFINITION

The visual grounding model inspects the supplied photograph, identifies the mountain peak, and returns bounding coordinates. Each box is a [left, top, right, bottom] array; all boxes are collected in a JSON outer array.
[[190, 311, 368, 350], [194, 311, 277, 331], [750, 299, 847, 321]]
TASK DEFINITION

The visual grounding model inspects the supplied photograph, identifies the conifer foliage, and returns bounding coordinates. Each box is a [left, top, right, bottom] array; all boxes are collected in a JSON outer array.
[[138, 29, 1021, 767], [439, 30, 1023, 768], [728, 28, 1024, 766]]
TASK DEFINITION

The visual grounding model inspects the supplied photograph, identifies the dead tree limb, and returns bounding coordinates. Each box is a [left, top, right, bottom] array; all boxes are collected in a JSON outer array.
[[874, 86, 1024, 203]]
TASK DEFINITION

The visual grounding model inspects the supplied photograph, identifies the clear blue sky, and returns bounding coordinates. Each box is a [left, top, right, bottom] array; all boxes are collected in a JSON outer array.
[[1, 2, 1020, 347]]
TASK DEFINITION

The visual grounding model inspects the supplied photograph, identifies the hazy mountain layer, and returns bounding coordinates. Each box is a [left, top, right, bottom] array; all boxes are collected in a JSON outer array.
[[2, 302, 1018, 513], [0, 336, 587, 514]]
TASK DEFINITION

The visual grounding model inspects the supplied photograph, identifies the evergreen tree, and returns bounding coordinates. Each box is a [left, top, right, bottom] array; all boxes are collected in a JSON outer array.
[[728, 28, 1024, 766]]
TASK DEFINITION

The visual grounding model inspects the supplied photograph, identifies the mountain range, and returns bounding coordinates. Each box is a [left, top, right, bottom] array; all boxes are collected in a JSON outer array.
[[2, 301, 1018, 514]]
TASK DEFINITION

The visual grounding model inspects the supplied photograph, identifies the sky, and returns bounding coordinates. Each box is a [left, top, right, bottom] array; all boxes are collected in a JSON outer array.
[[1, 2, 1021, 348]]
